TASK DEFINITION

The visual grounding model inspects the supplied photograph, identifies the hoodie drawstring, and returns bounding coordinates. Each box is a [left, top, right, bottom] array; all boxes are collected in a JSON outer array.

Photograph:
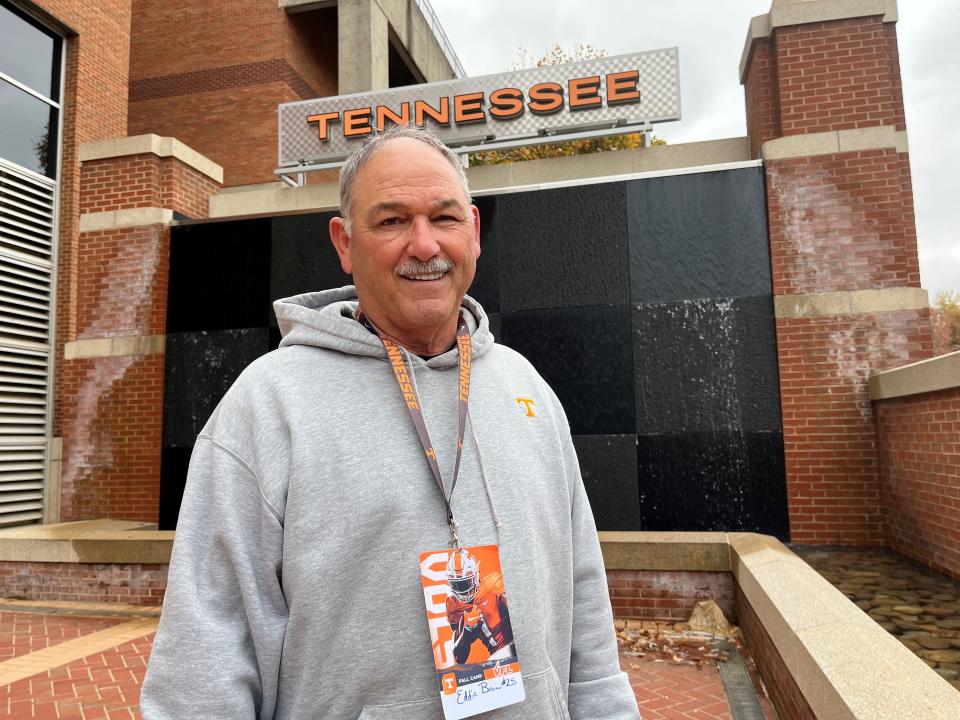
[[401, 347, 503, 533]]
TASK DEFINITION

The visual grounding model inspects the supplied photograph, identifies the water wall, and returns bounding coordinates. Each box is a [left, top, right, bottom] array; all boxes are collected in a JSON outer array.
[[162, 166, 789, 538]]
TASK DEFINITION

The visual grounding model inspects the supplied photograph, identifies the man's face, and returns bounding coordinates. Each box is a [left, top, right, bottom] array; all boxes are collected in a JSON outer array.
[[330, 138, 481, 347]]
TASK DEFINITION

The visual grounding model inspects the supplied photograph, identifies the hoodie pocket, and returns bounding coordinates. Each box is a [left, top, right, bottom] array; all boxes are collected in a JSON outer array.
[[356, 665, 571, 720]]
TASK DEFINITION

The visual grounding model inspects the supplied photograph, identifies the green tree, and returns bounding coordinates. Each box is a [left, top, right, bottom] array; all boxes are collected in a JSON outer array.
[[931, 290, 960, 356], [470, 44, 665, 167]]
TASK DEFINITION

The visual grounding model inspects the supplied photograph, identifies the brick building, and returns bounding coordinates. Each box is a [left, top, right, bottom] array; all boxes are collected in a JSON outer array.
[[1, 0, 955, 585]]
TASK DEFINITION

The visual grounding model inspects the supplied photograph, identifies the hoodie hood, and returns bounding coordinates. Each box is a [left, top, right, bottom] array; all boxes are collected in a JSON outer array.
[[273, 285, 494, 367]]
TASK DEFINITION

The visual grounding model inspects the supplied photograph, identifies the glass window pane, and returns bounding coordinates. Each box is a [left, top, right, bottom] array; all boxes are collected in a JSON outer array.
[[0, 3, 59, 100], [0, 80, 58, 178]]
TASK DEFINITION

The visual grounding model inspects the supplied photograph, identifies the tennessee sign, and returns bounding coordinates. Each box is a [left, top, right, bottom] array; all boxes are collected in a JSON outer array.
[[277, 48, 680, 170]]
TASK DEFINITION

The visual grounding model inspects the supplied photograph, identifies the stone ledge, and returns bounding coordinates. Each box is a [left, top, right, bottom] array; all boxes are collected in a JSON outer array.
[[78, 207, 173, 232], [209, 138, 753, 219], [79, 133, 224, 183], [869, 350, 960, 400], [64, 334, 166, 360], [774, 287, 928, 319], [601, 531, 960, 719], [741, 0, 899, 81], [0, 520, 173, 564], [762, 126, 908, 161]]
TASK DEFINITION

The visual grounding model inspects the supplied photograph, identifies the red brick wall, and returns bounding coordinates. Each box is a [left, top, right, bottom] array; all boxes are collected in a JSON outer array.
[[60, 354, 165, 522], [766, 150, 921, 296], [128, 82, 300, 187], [79, 155, 218, 218], [744, 38, 780, 160], [876, 386, 960, 580], [606, 570, 735, 622], [777, 311, 932, 544], [775, 17, 906, 136], [74, 224, 169, 339], [736, 587, 815, 719], [59, 152, 219, 523], [0, 562, 167, 606], [128, 0, 337, 186]]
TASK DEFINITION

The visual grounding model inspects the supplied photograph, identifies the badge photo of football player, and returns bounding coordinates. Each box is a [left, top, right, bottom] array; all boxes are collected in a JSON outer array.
[[445, 548, 515, 665]]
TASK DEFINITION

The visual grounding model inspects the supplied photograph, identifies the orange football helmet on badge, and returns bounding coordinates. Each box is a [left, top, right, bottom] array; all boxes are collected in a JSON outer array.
[[446, 548, 480, 602]]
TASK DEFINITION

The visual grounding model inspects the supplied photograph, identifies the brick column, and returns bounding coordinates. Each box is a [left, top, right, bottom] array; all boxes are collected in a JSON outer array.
[[57, 135, 221, 523], [741, 0, 933, 544]]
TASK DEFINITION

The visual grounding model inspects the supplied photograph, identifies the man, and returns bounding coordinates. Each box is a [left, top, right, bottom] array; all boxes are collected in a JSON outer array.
[[141, 125, 640, 719]]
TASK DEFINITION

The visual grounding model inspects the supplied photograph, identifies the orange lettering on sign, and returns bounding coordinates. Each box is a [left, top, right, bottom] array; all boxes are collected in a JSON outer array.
[[415, 98, 451, 127], [568, 75, 602, 110], [376, 102, 410, 131], [489, 87, 524, 120], [454, 92, 485, 124], [606, 70, 641, 105], [306, 111, 340, 142], [527, 82, 564, 115], [343, 107, 372, 137]]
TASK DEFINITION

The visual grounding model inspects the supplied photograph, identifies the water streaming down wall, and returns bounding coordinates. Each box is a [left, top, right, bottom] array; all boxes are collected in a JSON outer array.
[[162, 166, 789, 538]]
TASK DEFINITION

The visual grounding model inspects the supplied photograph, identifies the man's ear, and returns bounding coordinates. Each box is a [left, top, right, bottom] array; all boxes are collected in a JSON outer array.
[[470, 204, 481, 259], [329, 216, 352, 274]]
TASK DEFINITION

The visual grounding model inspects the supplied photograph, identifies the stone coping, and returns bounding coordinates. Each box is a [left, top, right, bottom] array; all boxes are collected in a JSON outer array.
[[63, 334, 166, 360], [0, 520, 173, 564], [763, 126, 908, 162], [78, 207, 173, 233], [599, 531, 960, 719], [208, 137, 752, 219], [741, 0, 899, 82], [774, 287, 928, 319], [78, 133, 224, 183], [869, 350, 960, 401]]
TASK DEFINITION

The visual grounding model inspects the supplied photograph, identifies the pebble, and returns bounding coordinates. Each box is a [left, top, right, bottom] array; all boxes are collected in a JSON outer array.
[[920, 650, 960, 664], [794, 546, 960, 687], [914, 635, 952, 650], [893, 605, 924, 616]]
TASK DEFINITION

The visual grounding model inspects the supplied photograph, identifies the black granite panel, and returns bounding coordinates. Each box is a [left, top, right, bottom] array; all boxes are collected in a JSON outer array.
[[633, 296, 781, 435], [497, 183, 629, 311], [573, 434, 641, 531], [167, 218, 273, 332], [269, 212, 352, 317], [163, 328, 272, 448], [637, 431, 789, 540], [499, 305, 634, 434], [628, 168, 771, 304], [159, 446, 192, 530], [486, 312, 501, 343], [468, 195, 500, 312]]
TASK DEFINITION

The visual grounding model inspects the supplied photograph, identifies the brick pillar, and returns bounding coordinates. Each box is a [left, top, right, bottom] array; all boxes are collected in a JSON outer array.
[[741, 0, 933, 544], [57, 135, 222, 523]]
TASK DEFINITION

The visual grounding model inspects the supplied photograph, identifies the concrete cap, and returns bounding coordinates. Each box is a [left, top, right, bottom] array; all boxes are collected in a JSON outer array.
[[741, 0, 899, 82], [79, 133, 224, 183], [870, 349, 960, 400]]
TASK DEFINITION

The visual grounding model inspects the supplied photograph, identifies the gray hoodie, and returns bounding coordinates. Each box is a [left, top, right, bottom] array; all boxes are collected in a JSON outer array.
[[141, 286, 640, 720]]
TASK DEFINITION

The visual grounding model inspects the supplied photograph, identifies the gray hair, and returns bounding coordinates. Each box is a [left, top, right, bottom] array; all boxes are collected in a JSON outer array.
[[338, 125, 471, 233]]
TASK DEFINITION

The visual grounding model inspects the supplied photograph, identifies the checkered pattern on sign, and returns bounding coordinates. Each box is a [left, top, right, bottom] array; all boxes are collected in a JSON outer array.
[[278, 48, 681, 166]]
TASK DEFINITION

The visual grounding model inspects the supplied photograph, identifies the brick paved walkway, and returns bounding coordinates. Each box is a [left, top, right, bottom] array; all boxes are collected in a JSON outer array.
[[0, 599, 777, 718]]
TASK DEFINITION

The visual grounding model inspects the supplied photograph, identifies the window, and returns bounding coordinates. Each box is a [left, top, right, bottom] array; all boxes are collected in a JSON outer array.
[[0, 1, 62, 178]]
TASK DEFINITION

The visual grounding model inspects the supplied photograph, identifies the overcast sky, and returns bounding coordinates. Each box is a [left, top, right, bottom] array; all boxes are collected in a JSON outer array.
[[430, 0, 959, 299]]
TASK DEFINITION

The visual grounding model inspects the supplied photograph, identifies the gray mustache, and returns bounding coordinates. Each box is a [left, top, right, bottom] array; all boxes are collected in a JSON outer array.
[[394, 257, 453, 275]]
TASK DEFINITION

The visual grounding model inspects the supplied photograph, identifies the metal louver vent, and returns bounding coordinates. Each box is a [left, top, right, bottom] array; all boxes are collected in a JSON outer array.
[[0, 159, 55, 528]]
